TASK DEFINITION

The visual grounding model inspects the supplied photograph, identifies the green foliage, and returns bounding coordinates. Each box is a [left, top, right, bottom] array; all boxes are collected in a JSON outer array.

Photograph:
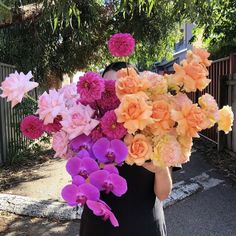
[[0, 0, 235, 85]]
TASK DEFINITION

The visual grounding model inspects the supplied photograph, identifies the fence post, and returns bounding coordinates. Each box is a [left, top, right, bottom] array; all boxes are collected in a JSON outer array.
[[226, 73, 236, 152], [217, 75, 228, 151]]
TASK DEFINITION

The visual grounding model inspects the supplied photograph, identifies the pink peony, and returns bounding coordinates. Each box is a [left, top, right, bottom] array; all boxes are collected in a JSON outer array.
[[52, 131, 69, 158], [61, 103, 99, 140], [36, 89, 66, 125], [20, 115, 44, 139], [77, 72, 105, 104], [108, 33, 135, 57], [101, 110, 127, 139], [0, 71, 38, 108], [97, 80, 120, 113], [43, 115, 62, 133]]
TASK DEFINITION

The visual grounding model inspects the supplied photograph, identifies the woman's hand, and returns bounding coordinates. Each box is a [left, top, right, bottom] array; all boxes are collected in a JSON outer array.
[[142, 161, 173, 201], [142, 161, 168, 174]]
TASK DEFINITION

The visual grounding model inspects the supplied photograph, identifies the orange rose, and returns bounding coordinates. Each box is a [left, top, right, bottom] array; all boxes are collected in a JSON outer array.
[[116, 68, 149, 99], [187, 47, 212, 67], [171, 104, 209, 137], [140, 71, 167, 98], [124, 134, 152, 165], [115, 92, 153, 134], [148, 99, 175, 135], [173, 60, 210, 92], [198, 93, 219, 128]]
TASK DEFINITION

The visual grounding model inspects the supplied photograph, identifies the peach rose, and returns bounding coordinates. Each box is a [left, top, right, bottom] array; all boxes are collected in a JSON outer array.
[[116, 68, 149, 99], [151, 135, 182, 167], [173, 60, 210, 92], [198, 93, 219, 127], [187, 47, 212, 67], [115, 92, 153, 134], [173, 92, 193, 110], [164, 74, 180, 92], [140, 71, 167, 98], [124, 134, 152, 165], [177, 136, 193, 163], [171, 104, 209, 137], [148, 99, 175, 135], [218, 105, 234, 134]]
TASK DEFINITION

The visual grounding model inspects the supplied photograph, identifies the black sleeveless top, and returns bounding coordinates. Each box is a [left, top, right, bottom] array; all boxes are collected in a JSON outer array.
[[79, 163, 167, 236]]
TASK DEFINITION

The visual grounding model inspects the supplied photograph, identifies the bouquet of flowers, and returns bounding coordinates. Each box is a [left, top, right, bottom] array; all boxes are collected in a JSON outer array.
[[0, 33, 234, 227]]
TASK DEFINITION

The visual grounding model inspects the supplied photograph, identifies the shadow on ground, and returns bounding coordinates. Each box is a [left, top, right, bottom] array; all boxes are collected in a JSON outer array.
[[0, 150, 56, 192], [0, 208, 80, 236]]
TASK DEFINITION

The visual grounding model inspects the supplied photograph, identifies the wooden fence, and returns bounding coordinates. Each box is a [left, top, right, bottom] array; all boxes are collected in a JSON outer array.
[[196, 53, 236, 150], [0, 63, 36, 164]]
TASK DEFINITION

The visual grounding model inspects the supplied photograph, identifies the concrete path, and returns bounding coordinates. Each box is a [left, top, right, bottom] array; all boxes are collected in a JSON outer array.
[[0, 151, 236, 235]]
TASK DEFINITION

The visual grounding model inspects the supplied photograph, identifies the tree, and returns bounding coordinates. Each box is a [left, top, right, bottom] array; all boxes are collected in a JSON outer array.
[[0, 0, 234, 88]]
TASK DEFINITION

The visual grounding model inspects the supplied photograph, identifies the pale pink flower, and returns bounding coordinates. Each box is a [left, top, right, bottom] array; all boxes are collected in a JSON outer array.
[[52, 131, 69, 158], [61, 103, 99, 140], [0, 71, 38, 107], [58, 83, 80, 108], [36, 89, 66, 125]]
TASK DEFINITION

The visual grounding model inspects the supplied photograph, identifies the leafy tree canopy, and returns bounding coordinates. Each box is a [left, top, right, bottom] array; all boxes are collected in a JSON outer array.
[[0, 0, 235, 86]]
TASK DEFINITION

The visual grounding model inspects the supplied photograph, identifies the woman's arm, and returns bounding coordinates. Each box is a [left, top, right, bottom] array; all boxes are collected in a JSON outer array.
[[143, 163, 173, 201]]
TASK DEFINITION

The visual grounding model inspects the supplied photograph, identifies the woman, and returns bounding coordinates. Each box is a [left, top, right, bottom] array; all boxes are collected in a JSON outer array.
[[79, 62, 181, 236]]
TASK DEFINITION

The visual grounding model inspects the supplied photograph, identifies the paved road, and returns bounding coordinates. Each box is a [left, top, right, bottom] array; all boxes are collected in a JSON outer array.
[[166, 151, 236, 236], [0, 151, 236, 236]]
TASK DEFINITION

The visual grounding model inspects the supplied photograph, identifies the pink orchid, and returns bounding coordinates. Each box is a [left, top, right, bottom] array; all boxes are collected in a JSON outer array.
[[52, 130, 69, 158], [0, 71, 38, 107], [86, 200, 119, 227], [60, 103, 99, 140], [36, 89, 66, 125]]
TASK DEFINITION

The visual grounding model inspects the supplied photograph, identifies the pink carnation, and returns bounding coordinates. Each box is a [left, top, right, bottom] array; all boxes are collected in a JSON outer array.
[[0, 71, 38, 108], [43, 116, 62, 133], [52, 131, 69, 158], [97, 80, 120, 113], [108, 33, 135, 57], [77, 72, 105, 104], [20, 115, 44, 139], [100, 110, 127, 140], [36, 89, 66, 125], [61, 103, 99, 140]]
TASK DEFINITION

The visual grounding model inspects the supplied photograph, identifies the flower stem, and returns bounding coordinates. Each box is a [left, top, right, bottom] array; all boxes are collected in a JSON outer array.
[[25, 94, 37, 103], [126, 57, 129, 76]]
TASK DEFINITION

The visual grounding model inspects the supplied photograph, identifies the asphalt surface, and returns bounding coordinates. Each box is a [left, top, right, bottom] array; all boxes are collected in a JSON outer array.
[[0, 151, 236, 236], [166, 151, 236, 236]]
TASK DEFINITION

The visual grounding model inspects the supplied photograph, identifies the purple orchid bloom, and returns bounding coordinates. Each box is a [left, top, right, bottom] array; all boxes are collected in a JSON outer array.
[[92, 138, 128, 164], [66, 157, 99, 179], [103, 164, 119, 174], [76, 149, 90, 159], [86, 200, 119, 227], [61, 183, 100, 206], [70, 135, 95, 158], [89, 170, 127, 197], [72, 175, 85, 186]]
